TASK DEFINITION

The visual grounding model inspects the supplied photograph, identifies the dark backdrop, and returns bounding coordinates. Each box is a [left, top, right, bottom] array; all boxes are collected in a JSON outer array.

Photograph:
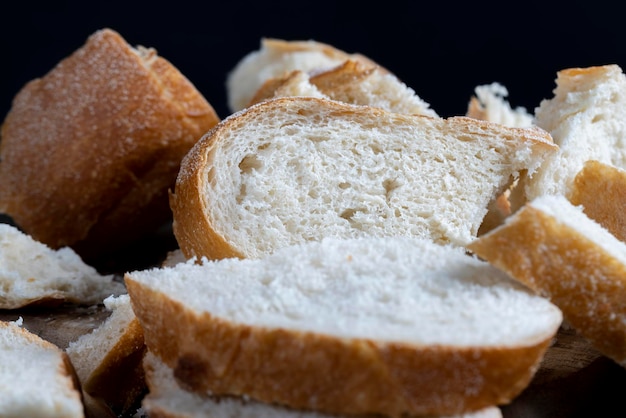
[[2, 1, 625, 121]]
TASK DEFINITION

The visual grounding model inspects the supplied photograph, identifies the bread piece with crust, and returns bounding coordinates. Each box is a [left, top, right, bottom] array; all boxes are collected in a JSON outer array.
[[569, 159, 626, 243], [0, 28, 220, 261], [467, 194, 626, 368], [0, 319, 85, 418], [125, 236, 562, 417], [170, 96, 556, 261], [226, 38, 381, 112], [248, 60, 437, 116], [141, 351, 504, 418], [517, 65, 626, 203], [0, 223, 125, 309], [66, 294, 146, 416], [466, 83, 534, 128]]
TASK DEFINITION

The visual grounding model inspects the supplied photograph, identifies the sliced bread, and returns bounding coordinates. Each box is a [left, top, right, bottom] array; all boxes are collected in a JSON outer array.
[[169, 96, 556, 260], [467, 194, 626, 368], [141, 351, 504, 418], [125, 236, 562, 417], [0, 223, 125, 309], [0, 319, 85, 418], [519, 65, 626, 202], [0, 28, 220, 260], [248, 60, 438, 116], [226, 38, 381, 112], [66, 294, 146, 416]]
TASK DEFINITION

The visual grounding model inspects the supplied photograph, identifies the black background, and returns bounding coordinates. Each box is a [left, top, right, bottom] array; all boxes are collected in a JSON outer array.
[[2, 0, 625, 121]]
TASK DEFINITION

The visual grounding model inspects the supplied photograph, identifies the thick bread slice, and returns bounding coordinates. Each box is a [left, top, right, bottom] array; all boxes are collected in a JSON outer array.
[[570, 159, 626, 243], [0, 28, 220, 261], [0, 320, 85, 418], [0, 223, 125, 309], [467, 194, 626, 368], [66, 294, 146, 416], [226, 38, 381, 112], [248, 60, 438, 116], [141, 351, 503, 418], [125, 236, 562, 417], [519, 65, 626, 202], [169, 96, 556, 260]]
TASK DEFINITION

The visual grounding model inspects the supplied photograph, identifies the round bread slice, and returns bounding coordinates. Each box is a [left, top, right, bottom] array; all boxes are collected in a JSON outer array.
[[0, 28, 220, 261], [170, 96, 556, 261], [125, 236, 562, 417], [0, 320, 85, 418], [141, 351, 504, 418]]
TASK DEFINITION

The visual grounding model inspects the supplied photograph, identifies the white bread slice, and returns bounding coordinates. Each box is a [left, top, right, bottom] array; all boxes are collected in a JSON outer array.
[[248, 60, 438, 117], [467, 194, 626, 368], [226, 38, 381, 112], [0, 319, 85, 418], [141, 351, 504, 418], [125, 236, 562, 417], [569, 159, 626, 243], [0, 223, 125, 309], [466, 83, 534, 128], [66, 294, 146, 416], [169, 96, 556, 260], [520, 65, 626, 201], [0, 28, 220, 260]]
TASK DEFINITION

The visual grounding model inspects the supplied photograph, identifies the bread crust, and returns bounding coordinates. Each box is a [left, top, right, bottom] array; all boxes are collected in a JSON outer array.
[[0, 28, 219, 260], [170, 97, 555, 261], [570, 160, 626, 243], [126, 276, 554, 417], [468, 204, 626, 367]]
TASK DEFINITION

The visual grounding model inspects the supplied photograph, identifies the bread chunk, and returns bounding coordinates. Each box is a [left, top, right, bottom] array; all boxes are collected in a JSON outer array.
[[0, 28, 220, 261], [468, 194, 626, 368], [0, 320, 85, 418], [170, 96, 556, 260], [125, 236, 561, 417], [0, 223, 124, 309]]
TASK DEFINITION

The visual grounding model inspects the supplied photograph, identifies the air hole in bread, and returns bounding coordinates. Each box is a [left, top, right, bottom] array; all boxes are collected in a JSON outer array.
[[591, 114, 605, 124], [383, 178, 401, 200], [338, 182, 351, 189], [239, 155, 263, 174]]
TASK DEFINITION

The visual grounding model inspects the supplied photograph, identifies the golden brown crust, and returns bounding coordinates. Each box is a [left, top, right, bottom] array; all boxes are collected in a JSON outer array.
[[126, 275, 554, 417], [570, 160, 626, 243], [0, 28, 219, 261], [467, 205, 626, 367], [81, 317, 146, 415]]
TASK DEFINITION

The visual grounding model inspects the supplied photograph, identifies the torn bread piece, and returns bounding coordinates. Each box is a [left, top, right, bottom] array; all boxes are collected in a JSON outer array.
[[0, 319, 85, 418], [249, 60, 437, 116], [466, 82, 534, 128], [66, 294, 146, 416], [0, 223, 124, 309], [125, 236, 561, 417], [170, 96, 556, 260], [226, 38, 382, 112], [468, 194, 626, 368]]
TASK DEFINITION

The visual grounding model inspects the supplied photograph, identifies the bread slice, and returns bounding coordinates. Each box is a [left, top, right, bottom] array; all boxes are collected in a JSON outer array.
[[248, 60, 438, 116], [0, 223, 125, 309], [518, 65, 626, 202], [66, 294, 146, 416], [125, 236, 562, 417], [169, 96, 556, 260], [0, 319, 85, 418], [141, 351, 504, 418], [0, 28, 220, 261], [569, 159, 626, 243], [226, 38, 381, 112], [467, 194, 626, 368]]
